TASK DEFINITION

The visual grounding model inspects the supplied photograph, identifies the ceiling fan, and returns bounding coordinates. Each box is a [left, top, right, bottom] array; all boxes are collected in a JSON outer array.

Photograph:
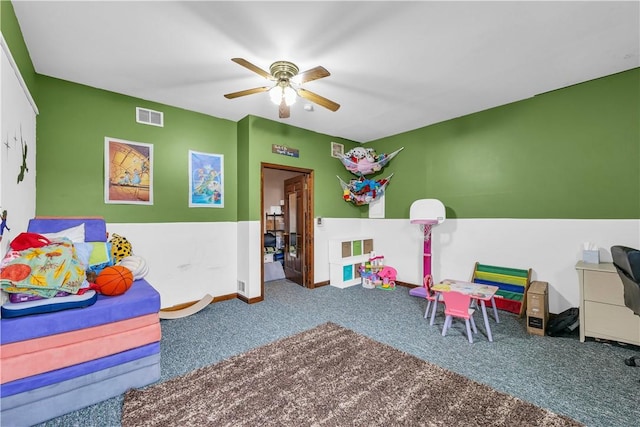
[[223, 58, 340, 119]]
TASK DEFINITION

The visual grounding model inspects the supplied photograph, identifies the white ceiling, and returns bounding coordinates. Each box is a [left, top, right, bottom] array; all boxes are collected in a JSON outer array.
[[11, 1, 640, 143]]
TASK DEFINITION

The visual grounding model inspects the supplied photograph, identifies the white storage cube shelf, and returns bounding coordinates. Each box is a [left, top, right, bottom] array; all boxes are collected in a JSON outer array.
[[329, 237, 374, 288]]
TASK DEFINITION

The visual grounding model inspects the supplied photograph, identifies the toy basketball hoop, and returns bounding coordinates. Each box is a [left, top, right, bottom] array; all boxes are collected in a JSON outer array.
[[410, 199, 446, 280], [417, 220, 437, 242]]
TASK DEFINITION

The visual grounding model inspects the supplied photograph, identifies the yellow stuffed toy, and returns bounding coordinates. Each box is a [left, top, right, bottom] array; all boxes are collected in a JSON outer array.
[[109, 233, 132, 263]]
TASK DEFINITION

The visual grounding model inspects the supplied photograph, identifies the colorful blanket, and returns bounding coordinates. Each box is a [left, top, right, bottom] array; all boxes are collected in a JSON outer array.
[[0, 238, 85, 298]]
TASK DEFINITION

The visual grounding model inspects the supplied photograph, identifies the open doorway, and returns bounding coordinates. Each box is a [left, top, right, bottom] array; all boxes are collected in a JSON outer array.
[[261, 163, 315, 294]]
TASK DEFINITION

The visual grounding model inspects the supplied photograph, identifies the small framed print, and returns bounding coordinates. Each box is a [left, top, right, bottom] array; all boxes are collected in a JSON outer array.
[[331, 141, 344, 158], [189, 150, 224, 208]]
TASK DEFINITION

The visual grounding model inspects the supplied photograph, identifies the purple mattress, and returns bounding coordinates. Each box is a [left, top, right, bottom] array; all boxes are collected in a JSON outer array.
[[27, 217, 108, 242], [0, 279, 160, 345], [1, 353, 161, 426]]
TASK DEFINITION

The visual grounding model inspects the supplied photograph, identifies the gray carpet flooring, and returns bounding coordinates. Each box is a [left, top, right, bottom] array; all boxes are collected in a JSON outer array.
[[35, 279, 639, 427]]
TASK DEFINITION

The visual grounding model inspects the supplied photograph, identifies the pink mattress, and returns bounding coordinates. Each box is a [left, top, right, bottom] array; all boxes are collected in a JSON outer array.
[[1, 313, 158, 359], [1, 321, 160, 384], [0, 342, 160, 397]]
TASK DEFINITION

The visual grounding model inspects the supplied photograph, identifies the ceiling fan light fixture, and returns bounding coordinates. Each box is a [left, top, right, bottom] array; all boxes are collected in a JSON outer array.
[[283, 86, 297, 106], [225, 58, 339, 115], [269, 85, 297, 106], [268, 86, 282, 105]]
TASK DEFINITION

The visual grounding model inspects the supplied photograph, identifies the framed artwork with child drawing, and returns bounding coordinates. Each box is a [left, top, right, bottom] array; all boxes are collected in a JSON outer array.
[[104, 137, 153, 205]]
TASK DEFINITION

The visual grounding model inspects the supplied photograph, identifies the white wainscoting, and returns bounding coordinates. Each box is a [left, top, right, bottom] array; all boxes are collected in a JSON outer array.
[[107, 222, 238, 309], [316, 218, 640, 314], [108, 218, 638, 314]]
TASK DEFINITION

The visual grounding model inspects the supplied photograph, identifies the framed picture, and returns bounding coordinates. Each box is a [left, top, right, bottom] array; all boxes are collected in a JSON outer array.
[[104, 137, 153, 205], [189, 150, 224, 208], [331, 141, 344, 158]]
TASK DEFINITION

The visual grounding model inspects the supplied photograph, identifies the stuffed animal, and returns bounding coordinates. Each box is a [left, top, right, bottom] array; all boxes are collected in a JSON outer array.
[[364, 147, 378, 162], [345, 147, 368, 162], [109, 233, 132, 263]]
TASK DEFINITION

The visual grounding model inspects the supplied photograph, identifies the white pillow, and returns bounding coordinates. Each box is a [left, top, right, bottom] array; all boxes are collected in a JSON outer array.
[[42, 223, 86, 243], [73, 242, 93, 267]]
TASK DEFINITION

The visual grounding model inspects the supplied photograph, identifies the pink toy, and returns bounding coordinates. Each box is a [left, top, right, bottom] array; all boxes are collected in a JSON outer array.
[[409, 199, 446, 281], [378, 266, 397, 289], [370, 255, 384, 267]]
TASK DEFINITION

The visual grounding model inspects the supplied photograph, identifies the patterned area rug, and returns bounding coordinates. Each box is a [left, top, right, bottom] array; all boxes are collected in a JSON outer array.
[[122, 322, 582, 426]]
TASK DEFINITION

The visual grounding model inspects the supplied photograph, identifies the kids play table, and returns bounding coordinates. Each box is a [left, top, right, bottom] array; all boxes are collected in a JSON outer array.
[[431, 279, 500, 342]]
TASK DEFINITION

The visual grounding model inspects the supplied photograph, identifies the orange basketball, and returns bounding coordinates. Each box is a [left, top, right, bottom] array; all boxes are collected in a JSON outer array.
[[95, 265, 134, 296]]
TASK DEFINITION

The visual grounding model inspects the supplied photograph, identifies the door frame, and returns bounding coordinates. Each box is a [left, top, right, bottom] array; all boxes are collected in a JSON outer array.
[[261, 163, 315, 296]]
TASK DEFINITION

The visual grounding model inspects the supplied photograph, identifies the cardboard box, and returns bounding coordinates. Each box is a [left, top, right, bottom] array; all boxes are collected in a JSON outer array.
[[527, 315, 547, 336], [527, 281, 549, 336], [527, 281, 548, 315]]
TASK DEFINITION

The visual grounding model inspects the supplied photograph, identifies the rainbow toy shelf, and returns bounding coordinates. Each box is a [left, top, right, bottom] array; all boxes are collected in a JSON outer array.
[[471, 262, 532, 317], [329, 237, 374, 288]]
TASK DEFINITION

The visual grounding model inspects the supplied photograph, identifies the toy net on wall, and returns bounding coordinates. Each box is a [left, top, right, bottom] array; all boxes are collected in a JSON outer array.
[[336, 146, 403, 206], [338, 174, 394, 206], [338, 147, 404, 176]]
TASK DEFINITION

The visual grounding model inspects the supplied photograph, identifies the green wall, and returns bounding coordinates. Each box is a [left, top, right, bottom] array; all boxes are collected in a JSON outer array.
[[35, 76, 238, 222], [370, 68, 640, 219], [1, 0, 37, 94], [236, 117, 251, 221], [4, 2, 638, 222], [35, 77, 358, 223], [245, 116, 357, 220]]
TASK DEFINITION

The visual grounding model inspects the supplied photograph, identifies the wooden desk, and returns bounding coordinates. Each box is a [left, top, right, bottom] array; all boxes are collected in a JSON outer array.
[[431, 280, 500, 342]]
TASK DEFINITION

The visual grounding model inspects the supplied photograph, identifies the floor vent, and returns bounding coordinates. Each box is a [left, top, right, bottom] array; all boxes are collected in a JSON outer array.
[[136, 107, 164, 127], [237, 280, 246, 293]]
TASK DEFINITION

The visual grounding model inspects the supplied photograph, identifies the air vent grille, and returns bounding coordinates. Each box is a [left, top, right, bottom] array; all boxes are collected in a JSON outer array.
[[136, 107, 164, 127], [237, 280, 246, 294]]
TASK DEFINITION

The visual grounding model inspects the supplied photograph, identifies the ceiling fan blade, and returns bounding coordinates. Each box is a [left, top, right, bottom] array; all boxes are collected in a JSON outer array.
[[224, 86, 270, 99], [294, 66, 330, 84], [279, 99, 290, 119], [231, 58, 274, 80], [298, 88, 340, 112]]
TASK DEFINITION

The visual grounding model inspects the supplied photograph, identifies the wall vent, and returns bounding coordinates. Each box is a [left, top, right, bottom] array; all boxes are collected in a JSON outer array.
[[237, 280, 246, 293], [136, 107, 164, 127]]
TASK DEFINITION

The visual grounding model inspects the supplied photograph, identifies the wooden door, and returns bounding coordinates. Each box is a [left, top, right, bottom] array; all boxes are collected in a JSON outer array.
[[284, 175, 308, 286]]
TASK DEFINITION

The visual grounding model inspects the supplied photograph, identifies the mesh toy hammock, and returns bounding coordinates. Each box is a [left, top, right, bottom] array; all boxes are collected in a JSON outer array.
[[337, 174, 394, 206], [338, 147, 404, 176]]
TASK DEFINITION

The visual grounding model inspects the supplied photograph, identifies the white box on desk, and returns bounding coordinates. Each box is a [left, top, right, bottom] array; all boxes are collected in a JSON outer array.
[[582, 250, 599, 264]]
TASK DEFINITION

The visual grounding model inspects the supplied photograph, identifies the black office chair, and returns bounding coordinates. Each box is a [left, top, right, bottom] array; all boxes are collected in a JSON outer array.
[[611, 245, 640, 367]]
